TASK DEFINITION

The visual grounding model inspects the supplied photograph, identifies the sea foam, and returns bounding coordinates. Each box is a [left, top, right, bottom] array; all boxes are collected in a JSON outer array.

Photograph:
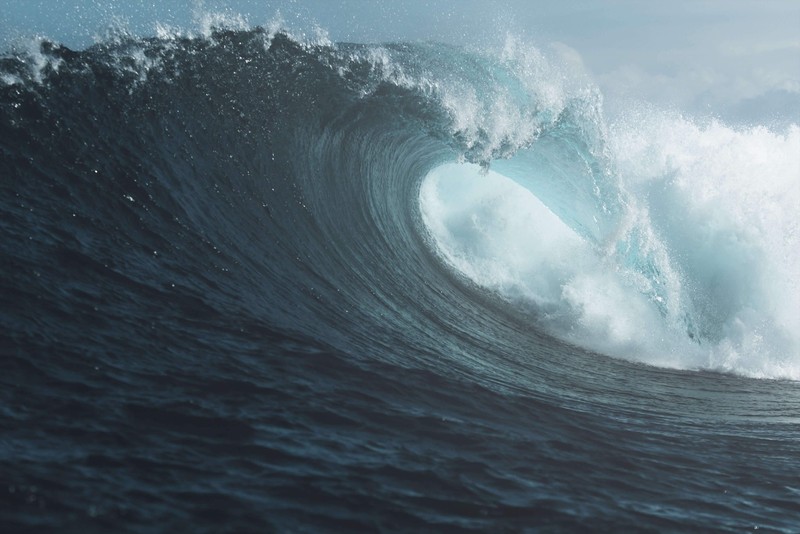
[[419, 61, 800, 379]]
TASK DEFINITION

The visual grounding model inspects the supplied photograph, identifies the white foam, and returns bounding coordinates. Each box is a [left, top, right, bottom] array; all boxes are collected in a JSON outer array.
[[611, 112, 800, 378], [420, 136, 800, 380], [1, 73, 23, 87], [412, 33, 799, 380], [194, 10, 250, 40], [330, 35, 599, 162], [11, 37, 64, 85]]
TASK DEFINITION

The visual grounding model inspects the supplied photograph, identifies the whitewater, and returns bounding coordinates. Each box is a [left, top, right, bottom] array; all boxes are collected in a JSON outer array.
[[396, 33, 800, 380], [421, 119, 800, 379], [1, 10, 799, 533]]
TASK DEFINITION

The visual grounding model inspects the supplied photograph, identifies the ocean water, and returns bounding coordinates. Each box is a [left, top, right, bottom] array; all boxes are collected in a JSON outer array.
[[1, 12, 799, 533]]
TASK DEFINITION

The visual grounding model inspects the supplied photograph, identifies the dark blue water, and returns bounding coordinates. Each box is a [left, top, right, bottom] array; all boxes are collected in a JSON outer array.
[[1, 28, 799, 532]]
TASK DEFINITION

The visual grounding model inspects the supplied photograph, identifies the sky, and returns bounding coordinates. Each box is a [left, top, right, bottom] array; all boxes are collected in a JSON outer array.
[[1, 0, 798, 125]]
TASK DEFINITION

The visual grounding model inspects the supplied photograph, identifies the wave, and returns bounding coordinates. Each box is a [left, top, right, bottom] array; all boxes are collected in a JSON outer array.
[[1, 23, 798, 385], [3, 19, 800, 532]]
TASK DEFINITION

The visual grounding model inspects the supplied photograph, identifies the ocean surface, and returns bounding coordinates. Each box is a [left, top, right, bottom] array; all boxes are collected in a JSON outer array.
[[2, 21, 799, 532]]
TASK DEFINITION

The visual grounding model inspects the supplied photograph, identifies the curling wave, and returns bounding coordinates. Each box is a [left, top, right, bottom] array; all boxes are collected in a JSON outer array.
[[2, 23, 800, 532], [1, 25, 798, 378]]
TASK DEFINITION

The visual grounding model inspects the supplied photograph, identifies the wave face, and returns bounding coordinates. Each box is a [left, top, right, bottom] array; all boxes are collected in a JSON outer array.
[[2, 27, 800, 532]]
